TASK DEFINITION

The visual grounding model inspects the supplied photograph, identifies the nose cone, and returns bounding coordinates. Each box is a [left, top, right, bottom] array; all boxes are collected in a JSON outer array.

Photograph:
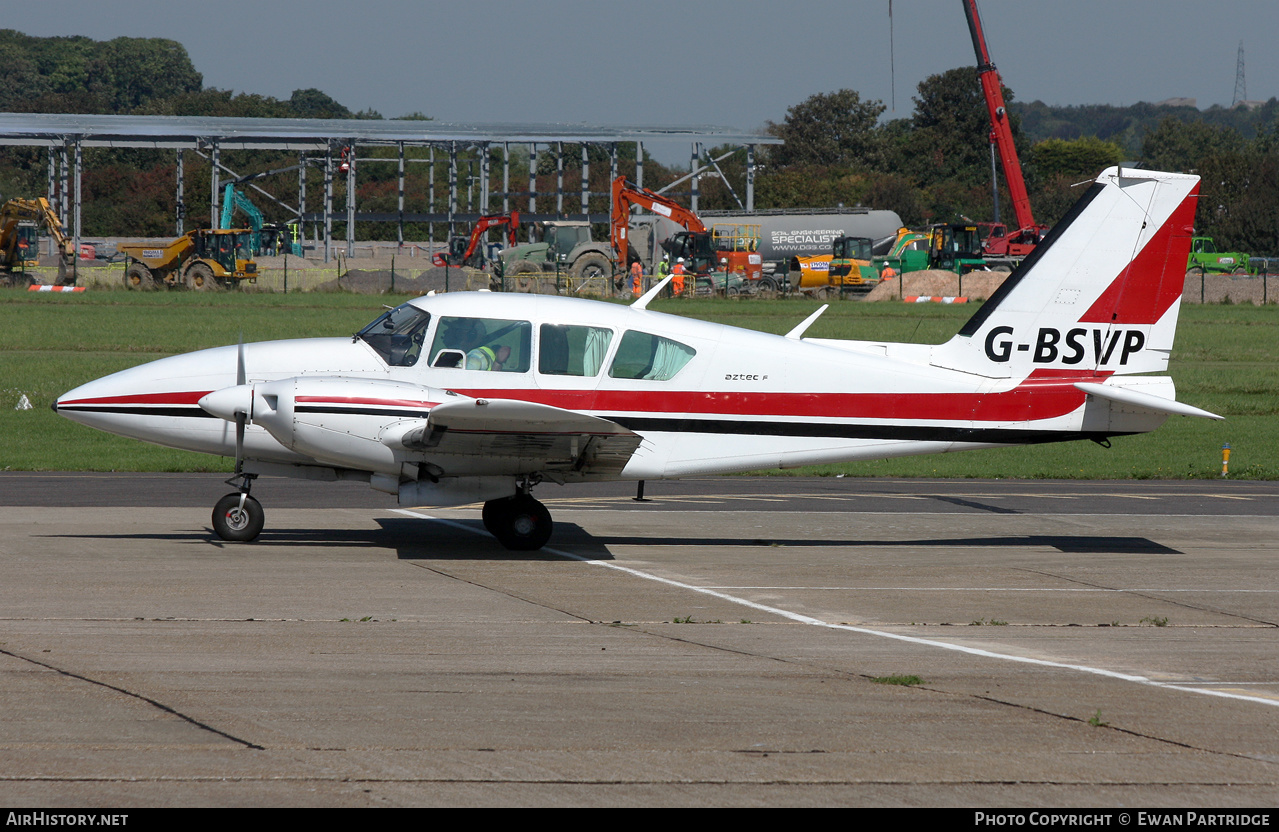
[[199, 385, 254, 423]]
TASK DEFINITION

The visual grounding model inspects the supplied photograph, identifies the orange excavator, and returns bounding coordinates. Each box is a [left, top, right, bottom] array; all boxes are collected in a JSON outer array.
[[432, 212, 520, 269], [610, 176, 761, 282]]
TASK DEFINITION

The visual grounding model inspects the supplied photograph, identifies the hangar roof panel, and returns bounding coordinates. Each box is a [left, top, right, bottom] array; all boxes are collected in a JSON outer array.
[[0, 112, 780, 149]]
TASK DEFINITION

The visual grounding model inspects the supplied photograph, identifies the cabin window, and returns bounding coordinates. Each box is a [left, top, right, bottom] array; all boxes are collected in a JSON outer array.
[[356, 303, 432, 367], [608, 330, 696, 381], [538, 324, 614, 377], [428, 316, 531, 372]]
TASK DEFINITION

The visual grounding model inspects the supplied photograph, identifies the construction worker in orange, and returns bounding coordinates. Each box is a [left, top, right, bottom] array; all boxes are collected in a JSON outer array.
[[630, 259, 644, 296], [880, 262, 898, 282], [671, 257, 687, 297]]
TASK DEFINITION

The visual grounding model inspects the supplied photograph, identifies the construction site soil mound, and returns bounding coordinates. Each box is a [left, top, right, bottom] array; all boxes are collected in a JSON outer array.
[[863, 269, 1010, 302], [313, 267, 490, 295]]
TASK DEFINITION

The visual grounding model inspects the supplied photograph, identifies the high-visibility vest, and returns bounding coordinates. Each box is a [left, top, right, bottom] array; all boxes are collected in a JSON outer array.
[[466, 345, 497, 370]]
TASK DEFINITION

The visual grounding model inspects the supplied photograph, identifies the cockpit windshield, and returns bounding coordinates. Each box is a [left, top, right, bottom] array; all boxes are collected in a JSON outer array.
[[356, 302, 432, 367]]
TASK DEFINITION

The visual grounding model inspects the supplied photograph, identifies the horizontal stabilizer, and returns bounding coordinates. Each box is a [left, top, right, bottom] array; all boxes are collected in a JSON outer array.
[[1074, 382, 1223, 420]]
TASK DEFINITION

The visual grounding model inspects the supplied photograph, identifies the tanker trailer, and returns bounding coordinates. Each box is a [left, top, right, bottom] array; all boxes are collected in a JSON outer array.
[[697, 207, 903, 294]]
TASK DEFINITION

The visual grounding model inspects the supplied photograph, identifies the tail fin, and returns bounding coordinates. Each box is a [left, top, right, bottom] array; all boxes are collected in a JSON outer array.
[[933, 167, 1199, 379]]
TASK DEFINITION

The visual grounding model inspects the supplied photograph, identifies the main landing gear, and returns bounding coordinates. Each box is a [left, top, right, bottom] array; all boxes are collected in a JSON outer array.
[[482, 491, 553, 551], [213, 473, 264, 542], [208, 472, 554, 550]]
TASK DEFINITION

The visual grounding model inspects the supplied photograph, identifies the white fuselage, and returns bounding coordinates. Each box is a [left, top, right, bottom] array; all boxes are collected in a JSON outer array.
[[55, 291, 1166, 488]]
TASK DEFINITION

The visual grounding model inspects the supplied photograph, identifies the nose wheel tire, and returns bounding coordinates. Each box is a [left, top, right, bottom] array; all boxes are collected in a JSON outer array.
[[213, 493, 264, 542], [483, 494, 553, 551]]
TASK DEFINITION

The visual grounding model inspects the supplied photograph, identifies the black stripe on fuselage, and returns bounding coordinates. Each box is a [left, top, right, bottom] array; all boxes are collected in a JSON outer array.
[[295, 405, 432, 419], [610, 416, 1121, 445], [56, 405, 215, 418]]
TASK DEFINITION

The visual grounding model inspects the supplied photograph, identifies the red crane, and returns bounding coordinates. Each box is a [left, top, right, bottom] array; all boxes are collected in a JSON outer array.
[[963, 0, 1046, 259]]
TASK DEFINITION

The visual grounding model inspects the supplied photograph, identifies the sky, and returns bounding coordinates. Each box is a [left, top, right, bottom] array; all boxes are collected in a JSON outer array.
[[11, 0, 1279, 164]]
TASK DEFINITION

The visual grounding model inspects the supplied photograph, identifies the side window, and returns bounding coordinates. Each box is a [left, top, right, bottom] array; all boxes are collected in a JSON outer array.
[[538, 324, 614, 377], [609, 330, 696, 381], [429, 316, 532, 372]]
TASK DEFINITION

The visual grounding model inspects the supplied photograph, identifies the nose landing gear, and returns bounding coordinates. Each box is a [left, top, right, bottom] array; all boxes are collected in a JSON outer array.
[[213, 473, 263, 542]]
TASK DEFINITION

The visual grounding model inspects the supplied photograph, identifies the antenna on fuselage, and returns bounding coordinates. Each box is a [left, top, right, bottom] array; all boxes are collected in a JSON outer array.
[[631, 275, 674, 311], [785, 305, 829, 339]]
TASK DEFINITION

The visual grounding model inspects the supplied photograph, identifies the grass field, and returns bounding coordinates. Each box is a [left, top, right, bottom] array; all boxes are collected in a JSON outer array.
[[2, 289, 1275, 478]]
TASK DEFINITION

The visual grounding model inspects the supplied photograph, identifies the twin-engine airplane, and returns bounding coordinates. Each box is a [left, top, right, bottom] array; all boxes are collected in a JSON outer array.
[[56, 167, 1220, 550]]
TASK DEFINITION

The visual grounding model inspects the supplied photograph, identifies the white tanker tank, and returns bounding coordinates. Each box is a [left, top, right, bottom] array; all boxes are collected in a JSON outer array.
[[703, 208, 904, 267], [625, 207, 903, 293], [680, 208, 903, 292]]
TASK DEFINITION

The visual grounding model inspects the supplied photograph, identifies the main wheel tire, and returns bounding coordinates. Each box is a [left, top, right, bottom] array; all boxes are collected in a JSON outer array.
[[184, 262, 220, 291], [125, 262, 154, 290], [507, 260, 542, 292], [212, 493, 264, 542], [481, 498, 504, 534], [570, 252, 611, 285], [488, 494, 553, 551]]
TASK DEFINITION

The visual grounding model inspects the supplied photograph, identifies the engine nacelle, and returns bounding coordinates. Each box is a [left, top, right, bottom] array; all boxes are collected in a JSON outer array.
[[203, 376, 461, 476]]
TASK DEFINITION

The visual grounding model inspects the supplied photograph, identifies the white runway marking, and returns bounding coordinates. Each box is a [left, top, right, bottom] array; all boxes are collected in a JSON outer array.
[[395, 508, 1279, 710]]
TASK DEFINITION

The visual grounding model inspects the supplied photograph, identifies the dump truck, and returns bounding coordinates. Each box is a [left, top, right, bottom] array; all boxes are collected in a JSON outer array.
[[788, 236, 879, 295], [117, 228, 258, 290]]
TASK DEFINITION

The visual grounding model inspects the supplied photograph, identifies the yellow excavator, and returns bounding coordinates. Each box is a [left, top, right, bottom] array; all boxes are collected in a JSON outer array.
[[117, 228, 258, 290], [0, 198, 77, 287]]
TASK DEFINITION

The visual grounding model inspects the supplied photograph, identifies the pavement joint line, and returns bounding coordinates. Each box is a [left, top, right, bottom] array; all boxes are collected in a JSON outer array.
[[395, 507, 1279, 712]]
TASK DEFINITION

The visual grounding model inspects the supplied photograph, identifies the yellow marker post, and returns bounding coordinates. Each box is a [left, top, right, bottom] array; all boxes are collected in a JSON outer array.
[[1222, 443, 1231, 478]]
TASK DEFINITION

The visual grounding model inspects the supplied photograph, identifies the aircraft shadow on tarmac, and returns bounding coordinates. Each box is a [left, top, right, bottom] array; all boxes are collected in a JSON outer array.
[[38, 522, 1181, 559], [581, 534, 1182, 554]]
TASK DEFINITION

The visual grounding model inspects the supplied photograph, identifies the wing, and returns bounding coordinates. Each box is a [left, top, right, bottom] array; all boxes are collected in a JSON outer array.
[[384, 397, 643, 478]]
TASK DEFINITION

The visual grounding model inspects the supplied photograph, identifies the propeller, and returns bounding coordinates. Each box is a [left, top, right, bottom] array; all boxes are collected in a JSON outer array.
[[234, 335, 247, 475]]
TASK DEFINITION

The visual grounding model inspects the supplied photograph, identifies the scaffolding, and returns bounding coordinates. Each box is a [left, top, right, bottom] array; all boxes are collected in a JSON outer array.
[[0, 113, 778, 263]]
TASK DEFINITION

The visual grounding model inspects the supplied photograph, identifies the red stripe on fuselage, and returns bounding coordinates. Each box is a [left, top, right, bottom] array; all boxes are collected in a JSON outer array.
[[59, 391, 209, 407], [457, 369, 1108, 423]]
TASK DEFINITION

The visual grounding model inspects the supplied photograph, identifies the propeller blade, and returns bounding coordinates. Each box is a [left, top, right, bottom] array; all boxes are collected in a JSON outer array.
[[235, 334, 246, 474], [235, 412, 245, 475]]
